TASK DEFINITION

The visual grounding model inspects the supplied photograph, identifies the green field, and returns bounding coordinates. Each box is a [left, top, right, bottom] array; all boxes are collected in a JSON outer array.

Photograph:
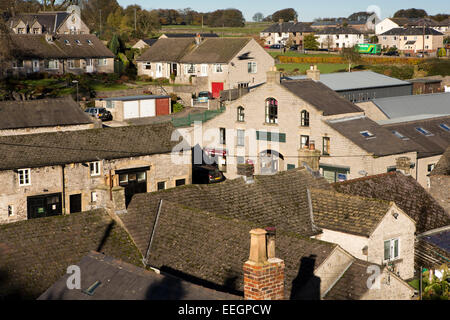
[[268, 51, 337, 58], [276, 63, 348, 74], [160, 22, 271, 37]]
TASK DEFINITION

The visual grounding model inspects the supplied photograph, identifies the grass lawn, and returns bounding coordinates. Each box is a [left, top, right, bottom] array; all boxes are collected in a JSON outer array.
[[409, 279, 420, 291], [160, 22, 271, 37], [276, 63, 348, 74]]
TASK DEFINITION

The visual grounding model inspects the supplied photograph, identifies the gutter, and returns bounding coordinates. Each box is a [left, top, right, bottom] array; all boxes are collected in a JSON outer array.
[[61, 164, 66, 214]]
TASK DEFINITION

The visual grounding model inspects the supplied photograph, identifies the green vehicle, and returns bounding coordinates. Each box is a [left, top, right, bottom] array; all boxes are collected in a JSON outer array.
[[357, 44, 381, 55]]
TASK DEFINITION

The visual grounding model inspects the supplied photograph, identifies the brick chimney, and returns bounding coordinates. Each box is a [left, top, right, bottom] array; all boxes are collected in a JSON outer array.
[[243, 228, 285, 300], [396, 156, 412, 175], [306, 65, 320, 81], [298, 140, 321, 171], [266, 66, 281, 84]]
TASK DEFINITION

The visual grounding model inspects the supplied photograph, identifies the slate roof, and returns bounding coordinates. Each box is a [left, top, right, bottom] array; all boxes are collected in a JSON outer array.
[[137, 38, 256, 64], [9, 12, 70, 34], [415, 236, 450, 269], [431, 146, 450, 176], [381, 116, 450, 158], [122, 196, 337, 296], [179, 38, 251, 64], [0, 122, 187, 170], [326, 116, 420, 156], [143, 39, 158, 46], [38, 252, 239, 300], [380, 27, 443, 36], [10, 34, 114, 59], [0, 97, 94, 130], [262, 22, 314, 33], [123, 167, 332, 238], [0, 210, 142, 300], [136, 38, 195, 62], [323, 260, 380, 300], [281, 79, 363, 116], [372, 93, 450, 120], [311, 189, 392, 237], [315, 27, 363, 35], [333, 172, 450, 233]]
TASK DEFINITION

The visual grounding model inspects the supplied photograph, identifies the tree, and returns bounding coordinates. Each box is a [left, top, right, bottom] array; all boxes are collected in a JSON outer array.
[[303, 33, 319, 50], [80, 0, 121, 34], [252, 12, 264, 22], [394, 8, 428, 19], [341, 46, 361, 72], [107, 33, 121, 55], [272, 8, 297, 22], [137, 10, 160, 36], [207, 9, 245, 27], [421, 265, 449, 300], [348, 11, 372, 21], [0, 15, 12, 69]]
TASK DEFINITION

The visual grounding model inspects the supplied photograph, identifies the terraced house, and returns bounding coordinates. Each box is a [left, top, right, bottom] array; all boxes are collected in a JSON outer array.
[[378, 27, 444, 54], [119, 167, 416, 299], [136, 37, 275, 98], [0, 123, 191, 225], [259, 20, 314, 47]]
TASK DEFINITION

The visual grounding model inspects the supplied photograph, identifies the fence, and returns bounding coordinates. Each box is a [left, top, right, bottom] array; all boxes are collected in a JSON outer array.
[[172, 106, 226, 128]]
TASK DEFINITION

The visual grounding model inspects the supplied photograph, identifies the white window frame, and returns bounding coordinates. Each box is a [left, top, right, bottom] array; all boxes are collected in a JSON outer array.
[[185, 64, 196, 74], [97, 59, 107, 66], [144, 62, 151, 70], [45, 59, 59, 70], [248, 61, 257, 74], [89, 161, 101, 177], [237, 129, 245, 147], [18, 168, 31, 186], [384, 238, 400, 262], [91, 191, 98, 203], [12, 60, 24, 69], [214, 64, 223, 73]]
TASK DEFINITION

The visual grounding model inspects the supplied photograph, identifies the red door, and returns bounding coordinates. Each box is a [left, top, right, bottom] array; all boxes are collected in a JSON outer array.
[[211, 82, 224, 99], [156, 98, 170, 115]]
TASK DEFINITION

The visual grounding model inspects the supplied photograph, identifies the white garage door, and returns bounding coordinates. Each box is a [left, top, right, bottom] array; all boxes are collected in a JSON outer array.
[[140, 99, 156, 117], [123, 101, 139, 119]]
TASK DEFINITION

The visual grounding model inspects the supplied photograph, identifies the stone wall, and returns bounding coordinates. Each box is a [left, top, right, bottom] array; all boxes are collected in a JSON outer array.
[[430, 175, 450, 214]]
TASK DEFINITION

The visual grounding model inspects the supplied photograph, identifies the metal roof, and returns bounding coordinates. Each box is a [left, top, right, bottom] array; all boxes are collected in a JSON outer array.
[[372, 93, 450, 120], [102, 95, 170, 101], [286, 71, 411, 91]]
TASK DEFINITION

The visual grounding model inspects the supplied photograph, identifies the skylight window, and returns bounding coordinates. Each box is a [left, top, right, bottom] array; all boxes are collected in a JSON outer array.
[[75, 39, 81, 45], [415, 127, 433, 136], [392, 130, 409, 140], [87, 39, 93, 45], [360, 131, 375, 138], [64, 39, 70, 45], [439, 123, 450, 132]]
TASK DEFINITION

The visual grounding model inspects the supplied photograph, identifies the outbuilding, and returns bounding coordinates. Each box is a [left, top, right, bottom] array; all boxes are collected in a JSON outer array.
[[97, 95, 171, 121]]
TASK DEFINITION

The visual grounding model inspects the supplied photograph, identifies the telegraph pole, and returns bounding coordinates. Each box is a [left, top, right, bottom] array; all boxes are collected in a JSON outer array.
[[134, 8, 137, 32], [99, 9, 102, 35]]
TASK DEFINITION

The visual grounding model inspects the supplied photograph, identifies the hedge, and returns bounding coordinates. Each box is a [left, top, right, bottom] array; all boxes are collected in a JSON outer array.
[[278, 56, 422, 65]]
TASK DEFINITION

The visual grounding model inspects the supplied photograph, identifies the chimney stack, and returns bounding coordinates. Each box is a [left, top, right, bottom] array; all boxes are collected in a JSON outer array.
[[266, 66, 281, 84], [395, 157, 412, 175], [306, 65, 320, 81], [298, 140, 321, 171], [243, 229, 285, 300], [237, 162, 255, 184], [195, 33, 202, 46]]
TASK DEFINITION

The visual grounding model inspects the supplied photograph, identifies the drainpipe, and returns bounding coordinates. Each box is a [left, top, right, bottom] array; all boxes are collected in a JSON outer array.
[[109, 169, 113, 201], [61, 164, 66, 214]]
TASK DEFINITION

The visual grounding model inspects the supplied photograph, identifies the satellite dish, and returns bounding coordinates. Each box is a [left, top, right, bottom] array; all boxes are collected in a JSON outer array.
[[67, 5, 81, 17]]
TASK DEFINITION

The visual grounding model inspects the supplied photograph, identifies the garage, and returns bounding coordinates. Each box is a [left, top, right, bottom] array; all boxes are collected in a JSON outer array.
[[123, 101, 139, 119], [140, 99, 156, 117]]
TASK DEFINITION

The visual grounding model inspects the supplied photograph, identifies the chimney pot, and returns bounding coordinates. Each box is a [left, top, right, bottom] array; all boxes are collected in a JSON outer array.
[[248, 229, 268, 264], [306, 65, 320, 81], [265, 227, 276, 259]]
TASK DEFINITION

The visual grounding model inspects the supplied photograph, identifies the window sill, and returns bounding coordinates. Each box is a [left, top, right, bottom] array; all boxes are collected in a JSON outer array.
[[263, 122, 279, 126], [383, 258, 403, 265]]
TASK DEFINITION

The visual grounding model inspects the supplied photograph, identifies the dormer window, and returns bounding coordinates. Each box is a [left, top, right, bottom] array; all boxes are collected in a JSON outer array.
[[415, 127, 433, 136], [360, 131, 375, 138], [32, 28, 40, 34], [17, 28, 25, 34]]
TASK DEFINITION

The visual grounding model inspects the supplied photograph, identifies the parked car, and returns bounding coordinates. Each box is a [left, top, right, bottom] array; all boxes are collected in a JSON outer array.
[[289, 45, 299, 51], [193, 165, 225, 184], [269, 44, 283, 49], [384, 51, 399, 56], [197, 91, 213, 103], [85, 107, 113, 121]]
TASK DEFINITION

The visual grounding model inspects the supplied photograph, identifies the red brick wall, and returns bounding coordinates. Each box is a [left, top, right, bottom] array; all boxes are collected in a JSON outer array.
[[243, 260, 285, 300]]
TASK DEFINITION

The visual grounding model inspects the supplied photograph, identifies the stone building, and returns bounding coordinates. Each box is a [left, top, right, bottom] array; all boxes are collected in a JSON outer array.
[[315, 27, 366, 51], [136, 37, 275, 98], [5, 34, 114, 76], [0, 97, 98, 136], [429, 147, 450, 214], [0, 123, 191, 224], [8, 6, 90, 35], [378, 27, 444, 54], [259, 20, 314, 47]]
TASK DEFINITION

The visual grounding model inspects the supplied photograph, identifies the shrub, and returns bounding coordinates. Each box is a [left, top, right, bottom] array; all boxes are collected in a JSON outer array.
[[155, 77, 170, 85]]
